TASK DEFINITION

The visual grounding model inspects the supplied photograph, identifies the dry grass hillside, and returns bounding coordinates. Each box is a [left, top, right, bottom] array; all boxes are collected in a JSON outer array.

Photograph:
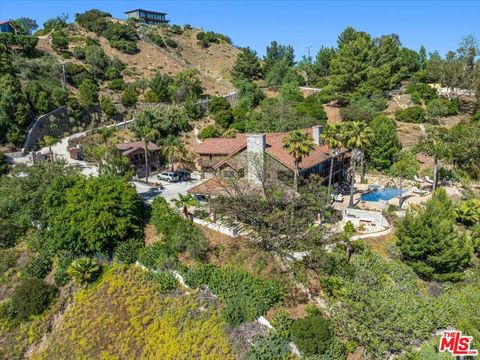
[[37, 23, 238, 98]]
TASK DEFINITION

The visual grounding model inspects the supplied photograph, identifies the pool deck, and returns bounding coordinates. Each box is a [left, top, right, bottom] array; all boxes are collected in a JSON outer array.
[[332, 176, 463, 213]]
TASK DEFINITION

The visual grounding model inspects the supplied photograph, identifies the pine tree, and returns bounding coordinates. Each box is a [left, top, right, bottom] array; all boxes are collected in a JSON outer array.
[[366, 115, 401, 170], [231, 47, 262, 81], [396, 189, 472, 281]]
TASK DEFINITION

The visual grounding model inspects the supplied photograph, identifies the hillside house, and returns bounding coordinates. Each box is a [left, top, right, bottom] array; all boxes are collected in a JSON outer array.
[[116, 141, 160, 176], [124, 9, 169, 25], [0, 21, 19, 34], [191, 126, 350, 193]]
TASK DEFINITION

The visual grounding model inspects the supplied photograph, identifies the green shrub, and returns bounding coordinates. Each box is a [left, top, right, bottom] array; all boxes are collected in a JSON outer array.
[[405, 83, 437, 104], [109, 39, 138, 54], [291, 315, 333, 356], [221, 296, 253, 326], [72, 47, 86, 59], [54, 254, 74, 287], [121, 85, 138, 106], [271, 311, 293, 340], [165, 38, 177, 48], [394, 106, 425, 123], [51, 31, 69, 52], [114, 239, 144, 265], [296, 95, 328, 122], [247, 333, 291, 360], [107, 78, 125, 91], [21, 253, 52, 279], [11, 278, 57, 320], [183, 265, 283, 323], [208, 96, 231, 113], [0, 249, 18, 273], [214, 109, 234, 128], [426, 98, 460, 119], [148, 32, 166, 48], [75, 9, 111, 34], [169, 221, 208, 260], [199, 125, 222, 139], [138, 242, 177, 271], [169, 24, 183, 35], [67, 258, 101, 287], [144, 271, 178, 293]]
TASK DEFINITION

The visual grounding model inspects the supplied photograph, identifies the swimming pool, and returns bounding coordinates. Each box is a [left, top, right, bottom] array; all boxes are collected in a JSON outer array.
[[361, 188, 404, 202]]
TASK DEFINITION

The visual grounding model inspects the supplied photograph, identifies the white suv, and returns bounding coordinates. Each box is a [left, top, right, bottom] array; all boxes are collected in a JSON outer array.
[[157, 172, 179, 182]]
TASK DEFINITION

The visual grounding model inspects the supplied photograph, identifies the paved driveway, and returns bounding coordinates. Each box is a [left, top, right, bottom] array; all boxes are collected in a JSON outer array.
[[131, 177, 204, 204]]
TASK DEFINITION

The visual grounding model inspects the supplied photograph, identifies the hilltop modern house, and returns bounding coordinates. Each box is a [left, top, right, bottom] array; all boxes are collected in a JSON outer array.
[[190, 126, 350, 194], [0, 21, 19, 34], [124, 9, 169, 25]]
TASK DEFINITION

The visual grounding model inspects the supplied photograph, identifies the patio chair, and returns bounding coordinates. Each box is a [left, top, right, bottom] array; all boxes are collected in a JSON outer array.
[[412, 186, 429, 196], [413, 175, 423, 183]]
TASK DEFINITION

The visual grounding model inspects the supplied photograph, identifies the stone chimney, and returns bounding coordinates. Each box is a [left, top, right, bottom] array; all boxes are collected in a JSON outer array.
[[246, 134, 266, 184], [312, 125, 323, 146]]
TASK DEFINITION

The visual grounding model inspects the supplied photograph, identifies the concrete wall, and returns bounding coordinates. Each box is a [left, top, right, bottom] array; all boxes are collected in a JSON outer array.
[[22, 106, 69, 153], [343, 208, 386, 227]]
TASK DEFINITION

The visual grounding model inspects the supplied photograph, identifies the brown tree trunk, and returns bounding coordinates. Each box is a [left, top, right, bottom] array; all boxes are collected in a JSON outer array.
[[144, 142, 149, 183], [327, 156, 334, 198], [348, 161, 356, 208], [433, 157, 439, 192]]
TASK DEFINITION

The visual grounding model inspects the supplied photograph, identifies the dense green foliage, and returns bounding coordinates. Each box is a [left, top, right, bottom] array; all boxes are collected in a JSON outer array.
[[132, 106, 190, 140], [405, 83, 438, 104], [397, 189, 472, 281], [291, 315, 333, 356], [76, 10, 138, 54], [389, 150, 420, 179], [330, 27, 419, 100], [150, 197, 207, 260], [0, 163, 78, 248], [67, 257, 101, 286], [183, 265, 283, 326], [11, 278, 57, 320], [21, 253, 52, 280], [395, 106, 426, 123], [113, 238, 144, 265], [47, 176, 143, 255], [365, 115, 401, 170], [331, 249, 444, 359], [231, 47, 262, 81]]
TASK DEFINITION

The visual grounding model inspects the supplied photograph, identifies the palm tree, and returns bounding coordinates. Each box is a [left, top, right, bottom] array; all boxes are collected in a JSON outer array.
[[67, 258, 100, 287], [341, 122, 373, 207], [161, 135, 187, 171], [421, 128, 450, 192], [321, 123, 344, 198], [173, 193, 198, 219], [42, 136, 57, 162], [282, 130, 316, 192], [136, 127, 159, 183]]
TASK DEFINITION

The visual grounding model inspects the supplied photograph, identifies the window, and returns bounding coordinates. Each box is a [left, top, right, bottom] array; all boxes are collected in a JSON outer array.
[[223, 170, 235, 179]]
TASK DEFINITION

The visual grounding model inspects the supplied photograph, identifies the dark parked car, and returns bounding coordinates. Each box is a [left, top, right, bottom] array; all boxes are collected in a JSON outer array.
[[174, 170, 191, 181]]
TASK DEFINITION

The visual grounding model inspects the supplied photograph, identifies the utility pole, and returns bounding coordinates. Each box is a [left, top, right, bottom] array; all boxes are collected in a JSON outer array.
[[306, 45, 313, 59], [60, 61, 66, 90]]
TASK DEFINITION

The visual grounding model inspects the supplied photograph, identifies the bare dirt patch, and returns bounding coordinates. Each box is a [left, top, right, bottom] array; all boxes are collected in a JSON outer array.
[[144, 224, 162, 246], [323, 101, 342, 123]]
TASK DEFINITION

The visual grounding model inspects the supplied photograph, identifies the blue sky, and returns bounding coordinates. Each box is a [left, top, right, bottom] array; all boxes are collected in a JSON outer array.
[[1, 1, 478, 59]]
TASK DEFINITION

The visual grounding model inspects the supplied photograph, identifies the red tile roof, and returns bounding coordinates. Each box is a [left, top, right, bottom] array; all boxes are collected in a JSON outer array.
[[116, 141, 160, 155], [194, 129, 348, 171]]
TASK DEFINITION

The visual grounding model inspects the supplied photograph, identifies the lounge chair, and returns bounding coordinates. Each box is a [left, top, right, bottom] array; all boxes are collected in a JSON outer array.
[[413, 175, 423, 183], [424, 176, 434, 184], [334, 194, 344, 202], [412, 186, 429, 196]]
